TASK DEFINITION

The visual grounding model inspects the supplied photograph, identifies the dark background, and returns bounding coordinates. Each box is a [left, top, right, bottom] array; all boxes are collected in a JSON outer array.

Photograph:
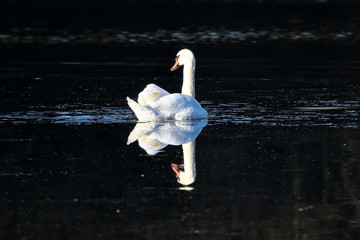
[[1, 0, 360, 48], [0, 0, 359, 69]]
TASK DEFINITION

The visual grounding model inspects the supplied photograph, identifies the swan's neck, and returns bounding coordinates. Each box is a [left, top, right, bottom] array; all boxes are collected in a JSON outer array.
[[179, 141, 196, 185], [181, 60, 195, 98]]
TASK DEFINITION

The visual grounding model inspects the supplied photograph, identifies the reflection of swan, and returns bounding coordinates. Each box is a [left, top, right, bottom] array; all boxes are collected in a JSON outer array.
[[127, 120, 207, 185], [126, 49, 208, 121], [127, 120, 207, 154], [171, 141, 196, 186]]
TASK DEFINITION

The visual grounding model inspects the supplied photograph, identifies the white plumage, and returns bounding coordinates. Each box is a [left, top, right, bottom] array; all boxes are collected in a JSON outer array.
[[126, 49, 208, 121], [137, 84, 170, 105]]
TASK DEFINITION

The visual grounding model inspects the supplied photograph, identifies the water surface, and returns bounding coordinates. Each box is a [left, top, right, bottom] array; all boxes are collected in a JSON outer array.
[[1, 53, 360, 240], [1, 3, 360, 239]]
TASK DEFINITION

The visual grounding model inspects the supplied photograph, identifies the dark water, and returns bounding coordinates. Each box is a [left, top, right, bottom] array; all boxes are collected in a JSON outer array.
[[1, 3, 360, 240], [1, 53, 360, 240]]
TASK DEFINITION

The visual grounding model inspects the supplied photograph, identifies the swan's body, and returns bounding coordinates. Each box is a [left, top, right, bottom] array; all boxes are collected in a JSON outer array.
[[126, 49, 208, 121]]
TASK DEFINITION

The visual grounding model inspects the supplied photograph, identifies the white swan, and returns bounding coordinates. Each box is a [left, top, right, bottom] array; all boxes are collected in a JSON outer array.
[[126, 49, 208, 121]]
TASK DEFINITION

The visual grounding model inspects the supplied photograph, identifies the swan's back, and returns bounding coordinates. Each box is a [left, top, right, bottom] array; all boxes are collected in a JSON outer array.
[[148, 94, 208, 120]]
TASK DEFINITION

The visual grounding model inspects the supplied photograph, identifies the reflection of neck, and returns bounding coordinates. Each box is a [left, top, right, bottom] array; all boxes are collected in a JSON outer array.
[[181, 60, 195, 98], [180, 141, 196, 185]]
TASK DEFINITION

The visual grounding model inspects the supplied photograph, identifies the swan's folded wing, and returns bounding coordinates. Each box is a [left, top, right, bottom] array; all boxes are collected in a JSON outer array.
[[148, 94, 192, 113], [146, 93, 208, 120], [138, 84, 170, 105]]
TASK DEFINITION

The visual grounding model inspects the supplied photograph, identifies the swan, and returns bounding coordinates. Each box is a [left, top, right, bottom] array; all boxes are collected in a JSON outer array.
[[126, 49, 208, 121]]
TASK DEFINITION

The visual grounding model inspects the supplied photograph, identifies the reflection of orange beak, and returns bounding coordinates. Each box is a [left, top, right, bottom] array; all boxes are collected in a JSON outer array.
[[171, 163, 180, 178], [170, 59, 180, 71]]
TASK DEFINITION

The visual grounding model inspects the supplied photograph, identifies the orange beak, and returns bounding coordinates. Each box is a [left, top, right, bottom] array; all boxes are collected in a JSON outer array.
[[171, 163, 180, 178], [170, 59, 180, 71]]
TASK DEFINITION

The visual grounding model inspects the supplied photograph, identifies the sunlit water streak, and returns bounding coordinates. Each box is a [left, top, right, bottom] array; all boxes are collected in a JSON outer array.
[[0, 27, 356, 47], [0, 102, 358, 128], [205, 101, 359, 128], [0, 106, 133, 125]]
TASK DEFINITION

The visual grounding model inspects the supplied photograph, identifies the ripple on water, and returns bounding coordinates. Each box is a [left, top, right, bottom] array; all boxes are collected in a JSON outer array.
[[0, 106, 135, 125], [205, 102, 359, 128], [0, 102, 358, 127]]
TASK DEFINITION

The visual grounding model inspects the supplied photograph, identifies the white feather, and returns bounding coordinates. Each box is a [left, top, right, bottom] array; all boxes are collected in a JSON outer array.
[[137, 84, 170, 105], [127, 49, 208, 121]]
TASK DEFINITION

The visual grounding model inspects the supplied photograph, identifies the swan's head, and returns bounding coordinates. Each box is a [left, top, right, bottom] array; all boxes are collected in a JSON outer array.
[[170, 49, 195, 71]]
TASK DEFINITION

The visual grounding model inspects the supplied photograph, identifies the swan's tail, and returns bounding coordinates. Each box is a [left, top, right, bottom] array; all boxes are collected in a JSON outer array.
[[126, 97, 156, 121]]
